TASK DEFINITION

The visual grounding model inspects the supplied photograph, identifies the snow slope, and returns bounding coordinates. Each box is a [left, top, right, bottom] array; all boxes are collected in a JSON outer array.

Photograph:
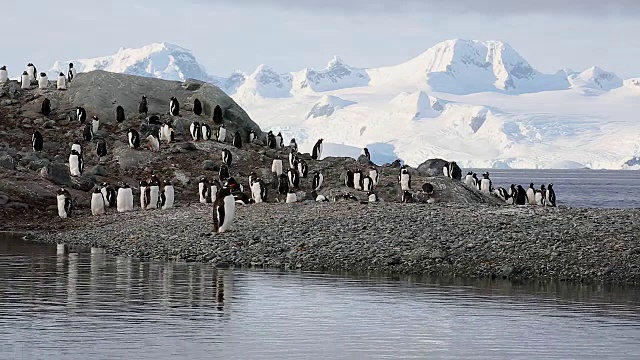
[[48, 40, 640, 169]]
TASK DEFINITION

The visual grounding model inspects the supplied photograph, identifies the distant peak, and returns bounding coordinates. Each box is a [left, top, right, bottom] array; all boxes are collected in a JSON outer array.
[[328, 55, 344, 67], [116, 42, 193, 55]]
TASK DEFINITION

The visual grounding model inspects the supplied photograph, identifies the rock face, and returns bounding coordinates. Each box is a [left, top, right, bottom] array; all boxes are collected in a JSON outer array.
[[39, 163, 72, 186], [417, 158, 449, 176]]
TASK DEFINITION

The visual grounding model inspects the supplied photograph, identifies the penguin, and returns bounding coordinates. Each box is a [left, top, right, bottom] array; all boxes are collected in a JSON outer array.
[[250, 178, 267, 203], [202, 123, 212, 141], [289, 138, 298, 152], [275, 132, 283, 149], [278, 173, 289, 195], [32, 130, 43, 152], [212, 104, 223, 124], [210, 179, 221, 203], [312, 171, 323, 191], [362, 148, 371, 161], [224, 177, 243, 193], [515, 185, 527, 205], [83, 123, 93, 141], [217, 124, 227, 142], [91, 115, 100, 133], [399, 168, 411, 191], [128, 129, 140, 149], [480, 172, 492, 193], [0, 65, 7, 83], [193, 98, 202, 116], [139, 180, 149, 209], [367, 191, 378, 203], [67, 63, 76, 83], [212, 186, 236, 234], [71, 141, 82, 156], [190, 121, 202, 141], [233, 131, 242, 149], [146, 178, 160, 210], [40, 97, 51, 116], [464, 171, 474, 187], [146, 134, 160, 152], [369, 167, 379, 186], [117, 183, 134, 212], [249, 129, 256, 143], [271, 157, 283, 176], [335, 193, 359, 202], [286, 190, 297, 203], [288, 149, 298, 169], [160, 123, 174, 143], [233, 191, 254, 205], [316, 194, 329, 202], [91, 188, 105, 216], [362, 175, 373, 192], [345, 169, 354, 188], [27, 63, 37, 82], [535, 185, 545, 206], [69, 149, 83, 176], [546, 184, 556, 207], [199, 177, 211, 204], [116, 105, 125, 123], [222, 149, 233, 167], [138, 95, 148, 116], [401, 190, 413, 203], [267, 131, 276, 149], [219, 164, 230, 181], [56, 188, 73, 219], [311, 138, 324, 160], [56, 72, 66, 90], [526, 183, 536, 205], [100, 182, 117, 208], [422, 183, 434, 195], [96, 139, 107, 159], [447, 161, 462, 180], [38, 72, 48, 89], [76, 106, 87, 123], [297, 159, 308, 178], [508, 184, 517, 198], [169, 97, 180, 116], [287, 168, 300, 188], [248, 171, 258, 187], [148, 116, 162, 126], [473, 173, 480, 190], [353, 170, 362, 190], [21, 71, 30, 89], [493, 187, 510, 203]]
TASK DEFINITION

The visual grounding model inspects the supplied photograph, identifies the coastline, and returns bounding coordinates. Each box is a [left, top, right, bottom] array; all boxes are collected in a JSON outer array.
[[22, 202, 640, 284]]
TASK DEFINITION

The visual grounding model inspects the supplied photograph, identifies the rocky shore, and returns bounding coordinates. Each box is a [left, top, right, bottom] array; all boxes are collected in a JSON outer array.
[[26, 201, 640, 284]]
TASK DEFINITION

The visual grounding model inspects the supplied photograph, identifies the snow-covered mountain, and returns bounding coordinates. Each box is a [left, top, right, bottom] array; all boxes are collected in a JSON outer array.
[[48, 40, 640, 169]]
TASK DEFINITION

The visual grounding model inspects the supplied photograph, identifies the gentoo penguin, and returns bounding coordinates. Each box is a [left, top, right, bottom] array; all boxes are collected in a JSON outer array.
[[222, 149, 233, 167], [212, 186, 236, 234], [249, 130, 256, 143], [21, 71, 30, 89], [190, 121, 202, 141], [67, 63, 76, 83], [217, 124, 227, 142], [96, 139, 107, 159], [233, 131, 242, 149], [233, 191, 254, 205], [286, 190, 297, 203], [128, 129, 140, 149], [267, 131, 276, 149], [160, 123, 174, 143], [199, 177, 211, 204], [169, 97, 180, 116], [117, 183, 134, 212], [353, 170, 363, 190], [278, 173, 289, 195], [41, 98, 51, 116], [116, 105, 125, 123], [146, 134, 160, 152], [312, 171, 323, 191], [399, 168, 411, 191], [193, 98, 202, 116], [535, 185, 546, 206], [56, 188, 73, 219], [464, 171, 474, 187], [0, 65, 7, 83], [473, 173, 480, 190], [289, 138, 298, 152], [367, 191, 378, 202], [480, 172, 492, 193], [362, 175, 373, 192], [147, 116, 160, 125], [369, 167, 379, 186], [91, 188, 105, 216], [224, 177, 243, 192], [422, 183, 435, 195], [56, 72, 66, 90], [140, 180, 149, 209], [91, 116, 100, 133], [546, 184, 556, 207], [212, 104, 223, 124], [446, 161, 462, 180], [138, 95, 148, 116], [275, 132, 283, 149], [210, 179, 221, 202], [38, 72, 48, 89], [508, 184, 517, 198], [515, 185, 527, 205], [76, 106, 87, 123], [161, 180, 175, 210], [219, 164, 230, 181], [401, 190, 413, 203], [83, 123, 93, 141], [32, 130, 43, 152], [345, 169, 354, 188], [27, 63, 37, 82], [493, 187, 511, 203], [297, 159, 308, 178], [287, 168, 300, 188], [271, 157, 283, 176], [69, 149, 83, 176], [311, 139, 324, 160], [71, 141, 82, 156], [146, 178, 160, 210], [100, 182, 117, 208], [250, 178, 267, 203], [362, 148, 371, 161], [288, 149, 298, 169], [202, 123, 212, 141], [526, 183, 536, 205]]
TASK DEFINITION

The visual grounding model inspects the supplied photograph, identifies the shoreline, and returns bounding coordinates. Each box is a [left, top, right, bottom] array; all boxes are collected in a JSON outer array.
[[19, 202, 640, 285]]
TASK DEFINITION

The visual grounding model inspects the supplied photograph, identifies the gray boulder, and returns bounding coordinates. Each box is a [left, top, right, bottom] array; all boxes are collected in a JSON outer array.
[[28, 159, 50, 171], [0, 155, 15, 170], [39, 163, 72, 186], [417, 158, 449, 176], [113, 146, 158, 170], [87, 165, 107, 176], [202, 160, 217, 171]]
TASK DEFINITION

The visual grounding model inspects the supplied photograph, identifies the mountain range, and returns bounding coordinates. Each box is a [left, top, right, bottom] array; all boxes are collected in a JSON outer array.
[[47, 40, 640, 169]]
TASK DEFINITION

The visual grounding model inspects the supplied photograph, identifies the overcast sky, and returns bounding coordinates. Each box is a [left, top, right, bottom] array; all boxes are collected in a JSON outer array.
[[3, 1, 639, 78]]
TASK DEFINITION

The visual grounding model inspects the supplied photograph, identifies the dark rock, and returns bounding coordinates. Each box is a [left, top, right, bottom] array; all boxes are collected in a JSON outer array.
[[628, 247, 640, 256], [28, 159, 50, 171], [0, 193, 9, 205], [6, 202, 28, 211], [43, 120, 56, 129], [87, 165, 108, 176], [72, 176, 96, 192], [417, 158, 449, 176], [386, 256, 402, 265], [202, 160, 217, 171], [0, 155, 16, 170], [357, 155, 372, 165], [179, 142, 197, 151], [39, 163, 72, 186]]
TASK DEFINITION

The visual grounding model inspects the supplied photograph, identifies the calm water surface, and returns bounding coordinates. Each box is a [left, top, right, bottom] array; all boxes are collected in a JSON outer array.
[[1, 237, 639, 359]]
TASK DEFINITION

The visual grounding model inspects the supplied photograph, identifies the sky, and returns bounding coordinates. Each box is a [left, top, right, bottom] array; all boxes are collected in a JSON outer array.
[[3, 1, 639, 78]]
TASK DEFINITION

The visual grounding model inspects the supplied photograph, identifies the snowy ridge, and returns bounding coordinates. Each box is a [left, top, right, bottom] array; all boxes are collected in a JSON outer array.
[[568, 66, 623, 91]]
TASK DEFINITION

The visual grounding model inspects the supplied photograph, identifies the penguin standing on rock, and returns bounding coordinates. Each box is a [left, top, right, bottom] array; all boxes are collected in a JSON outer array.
[[402, 190, 413, 203], [21, 71, 30, 89], [76, 106, 87, 123], [515, 185, 527, 205], [545, 184, 556, 207], [91, 188, 105, 216], [480, 172, 492, 193], [312, 171, 323, 191], [286, 190, 297, 203], [345, 169, 354, 188], [210, 179, 221, 203], [212, 105, 223, 124], [369, 167, 379, 185], [249, 130, 256, 144], [117, 183, 134, 213], [250, 178, 267, 203], [219, 164, 230, 181], [202, 123, 212, 141], [353, 170, 362, 190], [83, 123, 93, 141], [146, 178, 160, 210], [139, 95, 148, 116], [535, 185, 546, 206], [128, 129, 140, 149], [41, 98, 51, 116], [169, 97, 180, 116], [69, 149, 83, 176], [71, 141, 82, 156], [287, 168, 300, 188], [362, 175, 373, 192], [288, 149, 298, 169], [278, 174, 289, 195], [362, 148, 371, 161], [493, 187, 511, 203], [116, 106, 125, 123], [526, 183, 536, 205], [96, 139, 107, 159], [289, 138, 298, 152], [271, 157, 283, 176], [193, 98, 202, 116], [233, 131, 242, 149], [56, 72, 66, 90], [217, 124, 227, 143], [146, 134, 160, 152], [464, 171, 474, 187], [190, 122, 202, 141], [92, 116, 100, 133], [367, 191, 378, 203], [212, 186, 236, 234], [0, 66, 7, 83], [38, 72, 48, 89], [56, 188, 73, 219], [275, 132, 283, 149], [100, 182, 116, 208], [32, 131, 43, 152], [199, 177, 211, 204], [161, 180, 175, 210], [67, 63, 76, 83], [399, 167, 411, 191], [297, 159, 308, 178], [267, 131, 276, 149], [27, 63, 37, 82], [311, 139, 324, 160], [222, 149, 233, 167], [140, 180, 149, 209], [160, 123, 174, 143]]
